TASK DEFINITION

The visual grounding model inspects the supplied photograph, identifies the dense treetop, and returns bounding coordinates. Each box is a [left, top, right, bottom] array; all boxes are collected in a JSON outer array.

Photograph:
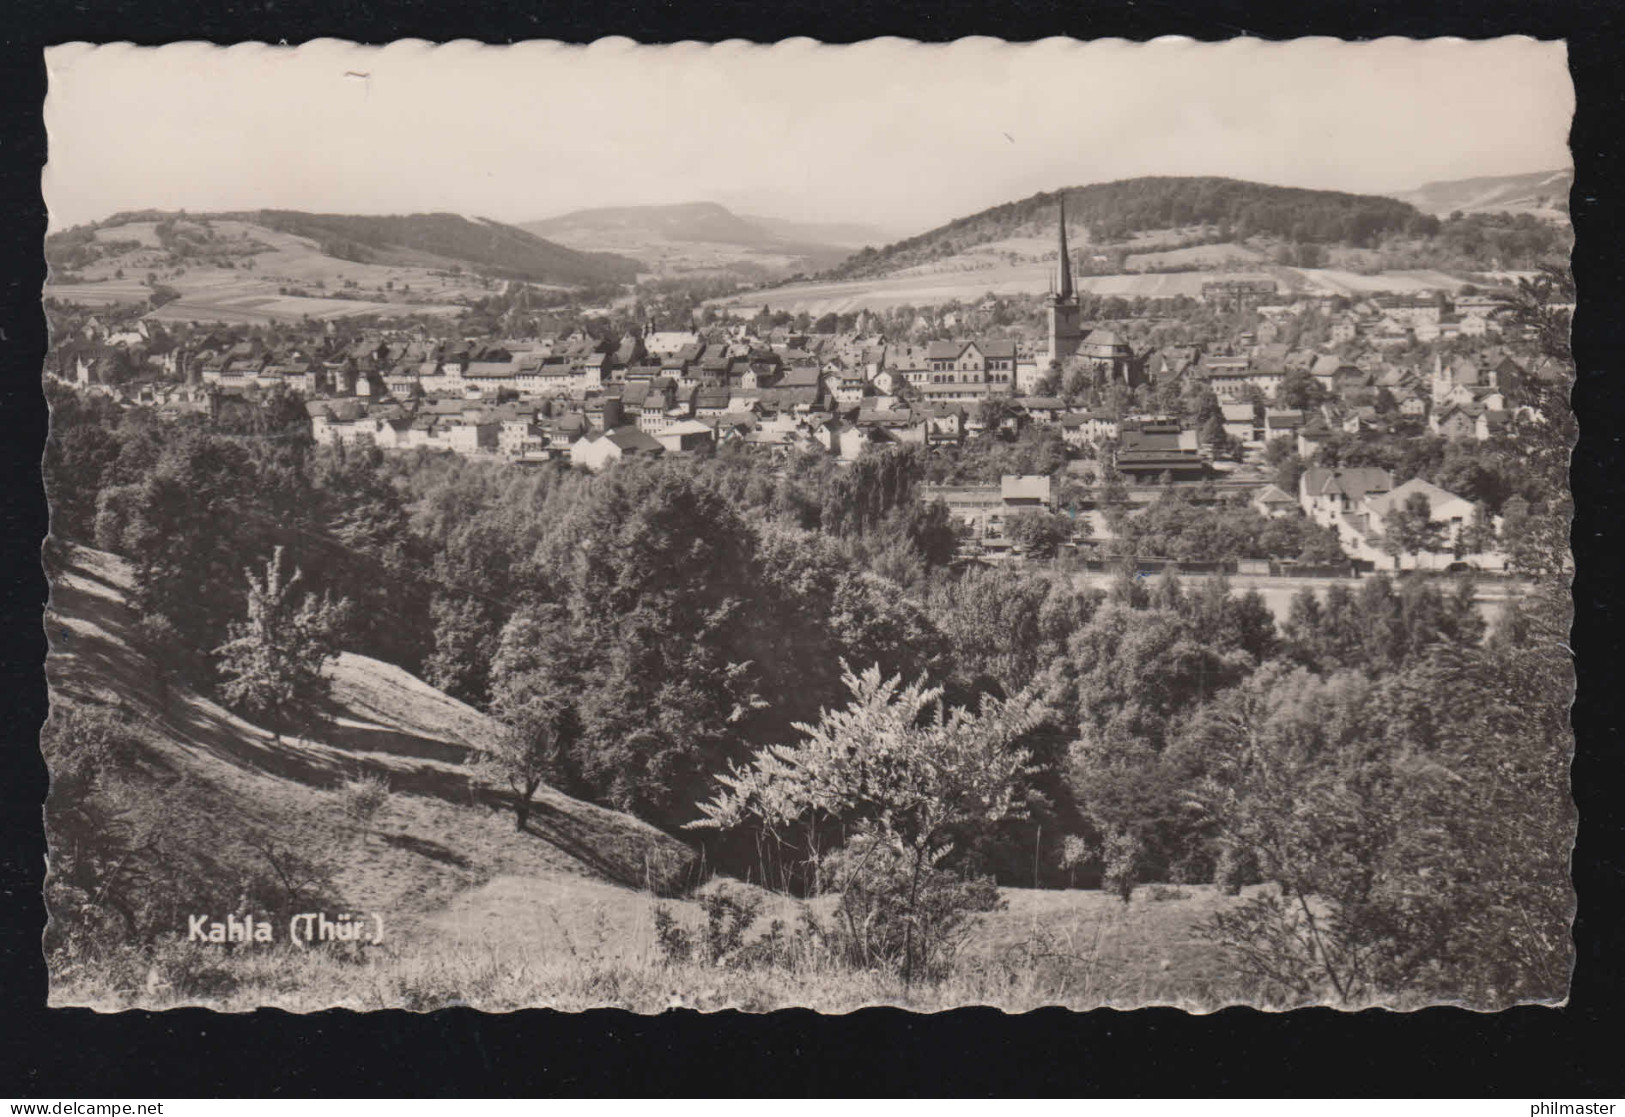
[[826, 177, 1436, 279]]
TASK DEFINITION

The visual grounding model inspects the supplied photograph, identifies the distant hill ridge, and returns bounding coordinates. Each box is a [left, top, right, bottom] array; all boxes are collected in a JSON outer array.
[[526, 202, 775, 247], [822, 176, 1433, 281], [525, 202, 895, 252], [73, 208, 642, 287], [1393, 169, 1573, 218]]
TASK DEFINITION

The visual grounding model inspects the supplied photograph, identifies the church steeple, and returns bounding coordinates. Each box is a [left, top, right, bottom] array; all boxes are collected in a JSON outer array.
[[1045, 193, 1084, 370], [1055, 195, 1075, 303]]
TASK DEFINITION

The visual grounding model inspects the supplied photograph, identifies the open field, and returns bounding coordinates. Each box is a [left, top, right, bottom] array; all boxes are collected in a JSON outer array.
[[1124, 242, 1268, 270], [58, 866, 1270, 1012], [47, 218, 500, 323], [143, 292, 468, 325], [712, 260, 1474, 315]]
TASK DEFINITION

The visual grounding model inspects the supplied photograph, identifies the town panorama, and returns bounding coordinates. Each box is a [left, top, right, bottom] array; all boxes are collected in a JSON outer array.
[[43, 91, 1575, 1010]]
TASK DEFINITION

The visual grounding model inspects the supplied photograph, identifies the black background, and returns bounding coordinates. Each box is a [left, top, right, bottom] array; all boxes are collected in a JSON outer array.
[[0, 0, 1620, 1097]]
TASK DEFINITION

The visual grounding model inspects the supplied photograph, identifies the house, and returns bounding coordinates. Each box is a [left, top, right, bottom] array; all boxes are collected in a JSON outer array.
[[1359, 477, 1491, 570], [814, 419, 883, 462], [1370, 319, 1413, 348], [654, 418, 716, 455], [1299, 466, 1394, 530], [922, 405, 966, 444], [569, 426, 666, 471], [1252, 484, 1299, 520], [1058, 410, 1118, 447], [1430, 404, 1480, 441], [1015, 396, 1066, 425], [1114, 420, 1205, 483], [1221, 402, 1260, 445], [1454, 293, 1503, 319], [1375, 295, 1442, 327], [1264, 408, 1305, 440], [1001, 474, 1053, 510], [584, 396, 625, 432], [643, 330, 701, 360], [856, 406, 925, 444], [1144, 345, 1201, 384], [1209, 366, 1284, 402], [1200, 279, 1279, 311], [918, 474, 1054, 541], [441, 415, 499, 455], [463, 359, 518, 396], [694, 386, 733, 418], [1341, 406, 1380, 434], [1475, 409, 1513, 441], [1202, 354, 1251, 377], [1308, 354, 1345, 393], [1431, 353, 1484, 404]]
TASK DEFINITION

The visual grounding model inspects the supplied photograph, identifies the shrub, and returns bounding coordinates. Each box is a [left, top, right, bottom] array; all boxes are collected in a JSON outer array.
[[339, 773, 392, 842], [693, 664, 1047, 985], [653, 885, 766, 968], [818, 833, 1004, 980]]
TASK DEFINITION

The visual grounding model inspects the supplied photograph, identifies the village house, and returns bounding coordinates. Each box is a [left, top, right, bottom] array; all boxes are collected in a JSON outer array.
[[1208, 366, 1284, 402], [441, 412, 500, 455], [1015, 396, 1066, 425], [569, 425, 666, 471], [1430, 404, 1481, 441], [856, 405, 926, 445], [918, 474, 1054, 542], [463, 358, 518, 397], [642, 329, 701, 360], [1375, 294, 1443, 327], [1359, 477, 1496, 570], [1370, 319, 1413, 348], [1058, 410, 1118, 447], [1299, 466, 1395, 537], [1252, 483, 1300, 519], [654, 418, 717, 456], [1114, 419, 1205, 483], [1221, 401, 1261, 446]]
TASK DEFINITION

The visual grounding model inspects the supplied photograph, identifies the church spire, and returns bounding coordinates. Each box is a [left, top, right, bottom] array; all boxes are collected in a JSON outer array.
[[1056, 195, 1075, 302]]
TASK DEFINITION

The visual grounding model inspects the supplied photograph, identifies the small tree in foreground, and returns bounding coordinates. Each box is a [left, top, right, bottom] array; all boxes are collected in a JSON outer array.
[[214, 547, 349, 738], [474, 606, 581, 832], [691, 664, 1049, 984]]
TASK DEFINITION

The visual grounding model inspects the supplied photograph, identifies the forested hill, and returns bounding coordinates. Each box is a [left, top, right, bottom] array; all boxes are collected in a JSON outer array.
[[826, 177, 1434, 280], [253, 211, 642, 285], [87, 209, 643, 286]]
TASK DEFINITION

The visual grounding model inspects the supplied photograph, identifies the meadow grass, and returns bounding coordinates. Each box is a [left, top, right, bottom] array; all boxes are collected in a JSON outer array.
[[50, 879, 1311, 1013]]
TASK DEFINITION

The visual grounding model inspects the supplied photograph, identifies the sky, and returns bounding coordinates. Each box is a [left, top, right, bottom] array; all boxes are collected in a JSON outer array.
[[44, 37, 1573, 237]]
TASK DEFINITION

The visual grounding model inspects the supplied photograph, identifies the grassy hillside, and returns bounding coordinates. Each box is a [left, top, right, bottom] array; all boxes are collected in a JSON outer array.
[[251, 210, 641, 285], [44, 543, 1272, 1012], [825, 176, 1432, 281], [1395, 168, 1572, 218], [45, 544, 702, 1003], [49, 209, 641, 288], [44, 216, 538, 324]]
